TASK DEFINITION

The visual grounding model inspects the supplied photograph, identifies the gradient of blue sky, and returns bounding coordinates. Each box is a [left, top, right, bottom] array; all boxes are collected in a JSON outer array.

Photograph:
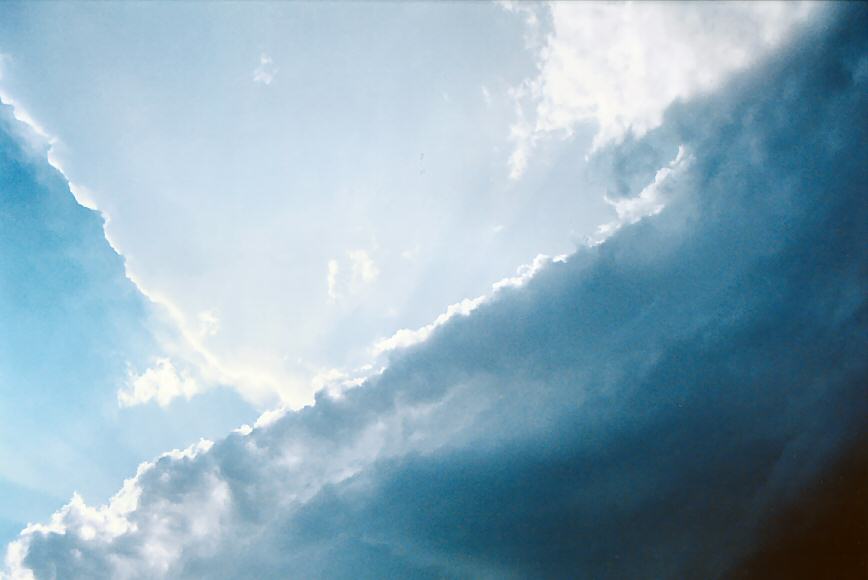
[[0, 107, 255, 545], [2, 2, 863, 577]]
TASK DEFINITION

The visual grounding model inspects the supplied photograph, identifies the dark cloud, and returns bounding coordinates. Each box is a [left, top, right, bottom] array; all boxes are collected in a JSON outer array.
[[733, 440, 868, 578], [7, 4, 868, 579]]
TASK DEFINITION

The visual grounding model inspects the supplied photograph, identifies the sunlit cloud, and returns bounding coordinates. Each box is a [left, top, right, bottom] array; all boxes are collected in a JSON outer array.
[[507, 1, 820, 178]]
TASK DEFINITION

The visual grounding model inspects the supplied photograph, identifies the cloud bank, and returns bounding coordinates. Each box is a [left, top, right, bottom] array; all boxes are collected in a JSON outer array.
[[5, 5, 868, 579]]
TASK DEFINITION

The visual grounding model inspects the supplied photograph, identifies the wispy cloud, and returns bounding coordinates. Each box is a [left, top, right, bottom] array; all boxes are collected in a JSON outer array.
[[348, 249, 378, 286], [590, 145, 692, 245], [253, 53, 277, 85], [327, 250, 379, 303]]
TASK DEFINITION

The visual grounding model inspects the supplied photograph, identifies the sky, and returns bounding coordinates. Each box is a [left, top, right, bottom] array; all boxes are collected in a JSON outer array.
[[1, 2, 866, 578]]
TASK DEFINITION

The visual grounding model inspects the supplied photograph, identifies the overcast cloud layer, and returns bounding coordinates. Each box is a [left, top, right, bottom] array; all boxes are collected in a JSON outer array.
[[4, 5, 867, 578]]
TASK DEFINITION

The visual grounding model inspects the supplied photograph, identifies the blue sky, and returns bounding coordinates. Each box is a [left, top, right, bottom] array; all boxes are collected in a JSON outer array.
[[2, 2, 867, 578], [0, 105, 256, 544]]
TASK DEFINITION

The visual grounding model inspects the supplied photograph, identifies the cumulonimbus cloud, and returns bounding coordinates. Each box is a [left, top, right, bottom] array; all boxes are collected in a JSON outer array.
[[5, 5, 868, 579]]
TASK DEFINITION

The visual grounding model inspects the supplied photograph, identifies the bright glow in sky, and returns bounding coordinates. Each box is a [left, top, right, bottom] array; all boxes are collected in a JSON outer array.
[[3, 2, 866, 578], [1, 2, 615, 410]]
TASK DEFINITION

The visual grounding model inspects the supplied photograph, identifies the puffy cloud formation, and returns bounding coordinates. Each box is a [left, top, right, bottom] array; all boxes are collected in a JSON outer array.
[[508, 1, 818, 177], [117, 359, 202, 408], [5, 5, 868, 578]]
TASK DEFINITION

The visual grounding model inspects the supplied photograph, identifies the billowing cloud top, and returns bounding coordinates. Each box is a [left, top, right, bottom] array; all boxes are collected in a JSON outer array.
[[4, 4, 867, 578], [507, 1, 817, 177]]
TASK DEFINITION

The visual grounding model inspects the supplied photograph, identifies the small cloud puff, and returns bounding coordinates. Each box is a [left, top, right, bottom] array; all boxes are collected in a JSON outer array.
[[117, 358, 202, 408], [326, 250, 379, 303], [326, 259, 340, 302], [253, 53, 277, 85], [348, 249, 379, 285]]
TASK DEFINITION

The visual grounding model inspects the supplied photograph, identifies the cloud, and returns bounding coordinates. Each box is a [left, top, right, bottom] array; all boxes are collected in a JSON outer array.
[[507, 1, 819, 177], [326, 259, 340, 302], [252, 53, 277, 85], [327, 250, 379, 303], [480, 85, 491, 106], [348, 249, 378, 286], [373, 253, 562, 356], [196, 311, 220, 338], [590, 144, 692, 244], [114, 310, 223, 410], [372, 295, 485, 356], [6, 5, 868, 579], [117, 359, 202, 408]]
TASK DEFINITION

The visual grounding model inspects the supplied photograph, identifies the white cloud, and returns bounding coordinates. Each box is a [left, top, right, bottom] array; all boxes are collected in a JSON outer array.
[[373, 253, 558, 356], [372, 295, 485, 356], [507, 1, 819, 178], [196, 310, 220, 338], [327, 251, 379, 303], [310, 366, 371, 399], [117, 359, 202, 408], [498, 1, 546, 51], [4, 440, 216, 579], [326, 259, 340, 302], [348, 249, 379, 285], [400, 245, 420, 261], [491, 252, 561, 291], [589, 144, 693, 245], [252, 53, 277, 85]]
